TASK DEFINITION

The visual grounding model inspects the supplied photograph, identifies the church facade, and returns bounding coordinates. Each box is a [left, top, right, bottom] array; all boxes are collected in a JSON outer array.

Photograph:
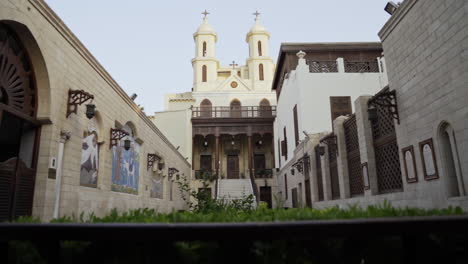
[[153, 13, 278, 206]]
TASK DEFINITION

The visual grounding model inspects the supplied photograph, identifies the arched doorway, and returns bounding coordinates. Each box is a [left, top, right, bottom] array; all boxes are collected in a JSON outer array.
[[230, 99, 241, 118], [200, 99, 212, 118], [438, 122, 464, 197], [259, 98, 271, 117], [0, 23, 40, 221]]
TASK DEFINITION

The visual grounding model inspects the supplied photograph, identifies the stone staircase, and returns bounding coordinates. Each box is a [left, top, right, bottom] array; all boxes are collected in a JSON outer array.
[[217, 179, 256, 204]]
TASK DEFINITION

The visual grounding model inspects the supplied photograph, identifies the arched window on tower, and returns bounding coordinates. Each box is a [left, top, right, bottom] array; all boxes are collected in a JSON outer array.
[[258, 41, 262, 56], [202, 65, 207, 82], [202, 42, 207, 57], [259, 64, 264, 81], [259, 98, 271, 117], [200, 99, 212, 118], [230, 99, 242, 118]]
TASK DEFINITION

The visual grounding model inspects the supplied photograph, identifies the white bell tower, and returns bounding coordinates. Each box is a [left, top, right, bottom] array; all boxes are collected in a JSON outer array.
[[192, 10, 219, 92], [246, 11, 274, 91]]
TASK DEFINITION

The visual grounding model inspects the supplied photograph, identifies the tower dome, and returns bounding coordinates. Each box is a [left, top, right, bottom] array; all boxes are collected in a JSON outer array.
[[194, 12, 217, 42]]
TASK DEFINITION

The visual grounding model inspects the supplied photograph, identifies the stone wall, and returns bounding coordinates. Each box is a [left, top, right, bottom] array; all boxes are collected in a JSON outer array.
[[0, 0, 190, 220]]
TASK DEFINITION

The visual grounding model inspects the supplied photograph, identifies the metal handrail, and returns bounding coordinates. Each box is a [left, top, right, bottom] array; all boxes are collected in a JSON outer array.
[[192, 106, 276, 118]]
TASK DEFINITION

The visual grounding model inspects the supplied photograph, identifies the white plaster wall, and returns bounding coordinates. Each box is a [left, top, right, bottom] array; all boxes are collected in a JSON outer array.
[[275, 57, 384, 167], [152, 109, 192, 162]]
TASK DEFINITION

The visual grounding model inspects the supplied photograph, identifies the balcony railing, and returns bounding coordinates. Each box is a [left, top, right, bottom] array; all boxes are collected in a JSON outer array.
[[254, 169, 273, 179], [308, 60, 338, 73], [345, 61, 379, 73], [194, 170, 217, 181], [192, 106, 276, 119]]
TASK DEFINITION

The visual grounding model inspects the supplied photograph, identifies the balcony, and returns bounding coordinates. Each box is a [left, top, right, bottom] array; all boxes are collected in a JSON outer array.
[[254, 169, 273, 179], [344, 61, 379, 73], [306, 59, 380, 73], [194, 170, 217, 181], [192, 106, 276, 119]]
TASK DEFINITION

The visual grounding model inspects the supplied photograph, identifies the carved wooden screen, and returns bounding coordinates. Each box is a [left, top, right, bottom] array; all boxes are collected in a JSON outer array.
[[371, 103, 402, 193], [314, 145, 324, 201], [330, 97, 352, 127], [344, 114, 364, 196], [0, 24, 36, 117], [293, 105, 299, 147]]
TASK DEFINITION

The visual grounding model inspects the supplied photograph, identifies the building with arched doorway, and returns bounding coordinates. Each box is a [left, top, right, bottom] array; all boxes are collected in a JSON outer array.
[[0, 1, 190, 221], [152, 12, 277, 207]]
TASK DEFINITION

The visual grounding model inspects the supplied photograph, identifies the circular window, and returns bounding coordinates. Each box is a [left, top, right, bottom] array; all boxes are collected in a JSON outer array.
[[230, 81, 238, 88]]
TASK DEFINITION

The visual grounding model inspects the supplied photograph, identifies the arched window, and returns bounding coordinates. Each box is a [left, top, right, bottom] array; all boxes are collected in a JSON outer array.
[[202, 42, 207, 57], [438, 122, 464, 197], [258, 41, 262, 56], [259, 98, 271, 117], [200, 99, 212, 118], [230, 99, 241, 118], [259, 64, 264, 81], [202, 65, 207, 82]]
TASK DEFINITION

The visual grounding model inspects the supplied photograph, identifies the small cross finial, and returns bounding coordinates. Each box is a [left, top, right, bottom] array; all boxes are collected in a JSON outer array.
[[202, 10, 210, 19], [253, 10, 260, 20], [229, 61, 238, 69]]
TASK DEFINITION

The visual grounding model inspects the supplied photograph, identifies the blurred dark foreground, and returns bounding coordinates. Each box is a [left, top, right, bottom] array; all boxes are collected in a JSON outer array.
[[2, 216, 468, 264]]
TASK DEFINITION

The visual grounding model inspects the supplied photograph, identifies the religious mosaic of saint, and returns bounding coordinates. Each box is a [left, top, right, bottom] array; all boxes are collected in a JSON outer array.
[[111, 126, 140, 194], [80, 124, 99, 187]]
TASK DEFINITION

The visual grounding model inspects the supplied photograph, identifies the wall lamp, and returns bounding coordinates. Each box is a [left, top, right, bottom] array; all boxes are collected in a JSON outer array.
[[66, 89, 94, 118], [384, 1, 399, 15], [110, 128, 129, 149]]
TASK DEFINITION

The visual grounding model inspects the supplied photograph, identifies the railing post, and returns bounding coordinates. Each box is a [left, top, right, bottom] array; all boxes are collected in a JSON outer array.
[[337, 58, 345, 73]]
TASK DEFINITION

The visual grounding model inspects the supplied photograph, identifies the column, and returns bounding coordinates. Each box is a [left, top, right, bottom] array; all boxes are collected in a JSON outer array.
[[334, 116, 351, 199], [355, 96, 379, 196], [248, 135, 253, 178], [215, 135, 220, 179]]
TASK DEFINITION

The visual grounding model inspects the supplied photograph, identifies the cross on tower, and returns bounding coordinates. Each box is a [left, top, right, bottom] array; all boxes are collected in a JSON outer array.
[[202, 10, 210, 19], [253, 10, 261, 20], [230, 61, 238, 69]]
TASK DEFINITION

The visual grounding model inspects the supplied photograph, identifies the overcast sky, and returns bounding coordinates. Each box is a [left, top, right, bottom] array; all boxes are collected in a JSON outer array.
[[44, 0, 391, 113]]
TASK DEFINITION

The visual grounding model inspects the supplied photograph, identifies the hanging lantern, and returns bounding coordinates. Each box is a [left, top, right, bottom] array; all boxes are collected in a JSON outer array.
[[368, 106, 378, 122], [318, 146, 326, 156], [124, 138, 131, 150], [203, 141, 208, 147], [85, 104, 96, 119]]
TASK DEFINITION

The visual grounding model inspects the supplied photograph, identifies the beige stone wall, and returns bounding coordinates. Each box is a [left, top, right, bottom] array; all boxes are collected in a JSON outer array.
[[0, 0, 190, 220], [379, 0, 468, 203]]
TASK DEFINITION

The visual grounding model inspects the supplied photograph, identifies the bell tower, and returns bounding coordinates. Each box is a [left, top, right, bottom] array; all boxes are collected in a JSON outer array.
[[192, 10, 219, 92], [246, 11, 275, 91]]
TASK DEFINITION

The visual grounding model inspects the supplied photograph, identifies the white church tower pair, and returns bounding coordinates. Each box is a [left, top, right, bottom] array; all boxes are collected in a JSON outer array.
[[192, 10, 275, 92]]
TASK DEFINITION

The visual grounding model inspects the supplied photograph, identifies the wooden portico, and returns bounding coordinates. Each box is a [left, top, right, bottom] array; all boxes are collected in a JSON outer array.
[[191, 106, 276, 184]]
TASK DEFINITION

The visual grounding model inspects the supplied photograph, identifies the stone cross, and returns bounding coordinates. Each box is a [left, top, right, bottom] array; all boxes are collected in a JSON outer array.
[[230, 61, 238, 69], [253, 11, 260, 20], [202, 10, 210, 19]]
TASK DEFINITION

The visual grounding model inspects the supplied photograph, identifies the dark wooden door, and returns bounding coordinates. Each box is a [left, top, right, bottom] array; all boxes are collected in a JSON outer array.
[[200, 155, 212, 170], [0, 111, 38, 221], [291, 188, 298, 208], [260, 186, 272, 208], [227, 155, 239, 179], [305, 179, 312, 208]]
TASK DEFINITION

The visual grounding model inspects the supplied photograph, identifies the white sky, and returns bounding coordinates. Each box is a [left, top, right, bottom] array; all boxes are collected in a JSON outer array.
[[44, 0, 391, 113]]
